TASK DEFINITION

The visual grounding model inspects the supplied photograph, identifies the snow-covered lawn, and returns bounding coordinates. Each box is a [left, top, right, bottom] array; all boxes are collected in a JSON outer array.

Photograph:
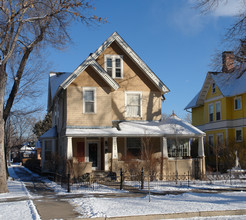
[[70, 191, 246, 218]]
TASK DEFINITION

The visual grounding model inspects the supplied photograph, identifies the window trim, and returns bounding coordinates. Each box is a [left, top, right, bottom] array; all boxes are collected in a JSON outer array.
[[83, 87, 97, 114], [215, 101, 221, 121], [104, 55, 123, 79], [125, 91, 142, 118], [234, 96, 242, 110], [235, 128, 243, 142], [208, 103, 214, 122]]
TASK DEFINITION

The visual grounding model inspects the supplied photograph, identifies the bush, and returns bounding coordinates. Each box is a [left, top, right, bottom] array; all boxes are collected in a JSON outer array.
[[24, 158, 41, 173]]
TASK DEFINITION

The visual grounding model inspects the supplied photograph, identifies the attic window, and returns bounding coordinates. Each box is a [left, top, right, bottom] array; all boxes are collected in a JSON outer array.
[[212, 83, 216, 93], [105, 55, 123, 78]]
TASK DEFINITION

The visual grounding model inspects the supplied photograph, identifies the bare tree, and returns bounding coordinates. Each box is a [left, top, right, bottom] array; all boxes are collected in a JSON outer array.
[[0, 0, 105, 193], [195, 0, 246, 77]]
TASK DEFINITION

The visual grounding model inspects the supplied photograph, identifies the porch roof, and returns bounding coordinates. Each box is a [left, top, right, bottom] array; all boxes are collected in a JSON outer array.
[[65, 115, 205, 138]]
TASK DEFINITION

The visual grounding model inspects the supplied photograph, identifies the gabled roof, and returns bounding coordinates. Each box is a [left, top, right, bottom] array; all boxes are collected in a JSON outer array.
[[39, 126, 57, 139], [48, 57, 119, 109], [91, 32, 170, 94], [185, 69, 246, 110]]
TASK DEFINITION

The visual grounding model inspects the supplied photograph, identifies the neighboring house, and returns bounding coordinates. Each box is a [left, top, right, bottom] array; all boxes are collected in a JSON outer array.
[[40, 32, 205, 179], [185, 51, 246, 154]]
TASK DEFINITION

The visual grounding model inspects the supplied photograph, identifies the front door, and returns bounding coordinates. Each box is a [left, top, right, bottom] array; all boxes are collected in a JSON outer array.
[[88, 142, 100, 170]]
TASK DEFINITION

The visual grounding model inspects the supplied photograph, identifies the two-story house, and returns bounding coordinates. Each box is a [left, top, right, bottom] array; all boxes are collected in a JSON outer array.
[[185, 52, 246, 164], [40, 32, 206, 179]]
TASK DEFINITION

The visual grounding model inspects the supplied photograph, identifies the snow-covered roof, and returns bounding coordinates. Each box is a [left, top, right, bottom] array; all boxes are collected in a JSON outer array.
[[20, 145, 35, 151], [65, 115, 204, 137], [159, 115, 205, 137], [211, 71, 246, 97], [49, 72, 71, 100], [39, 126, 57, 139], [185, 70, 246, 110]]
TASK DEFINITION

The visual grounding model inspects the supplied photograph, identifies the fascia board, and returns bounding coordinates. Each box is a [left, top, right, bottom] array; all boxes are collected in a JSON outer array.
[[91, 32, 170, 94], [60, 57, 119, 91]]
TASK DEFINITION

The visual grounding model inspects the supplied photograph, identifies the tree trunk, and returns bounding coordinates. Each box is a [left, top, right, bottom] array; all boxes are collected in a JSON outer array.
[[0, 67, 8, 193]]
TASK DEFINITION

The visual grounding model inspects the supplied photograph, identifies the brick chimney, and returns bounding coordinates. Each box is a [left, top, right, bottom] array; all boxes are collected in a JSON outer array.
[[222, 51, 235, 73]]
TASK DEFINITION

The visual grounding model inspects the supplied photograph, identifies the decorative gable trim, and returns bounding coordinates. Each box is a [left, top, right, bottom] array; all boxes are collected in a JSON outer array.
[[60, 56, 120, 91], [91, 32, 170, 94]]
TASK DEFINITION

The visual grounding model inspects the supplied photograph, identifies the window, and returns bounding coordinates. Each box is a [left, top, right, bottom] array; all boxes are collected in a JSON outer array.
[[105, 55, 123, 78], [212, 83, 216, 93], [234, 97, 241, 110], [45, 140, 52, 161], [215, 102, 221, 121], [235, 128, 242, 142], [217, 133, 223, 147], [167, 139, 189, 158], [209, 103, 214, 122], [127, 137, 141, 157], [208, 135, 214, 147], [83, 88, 96, 113], [125, 92, 142, 117]]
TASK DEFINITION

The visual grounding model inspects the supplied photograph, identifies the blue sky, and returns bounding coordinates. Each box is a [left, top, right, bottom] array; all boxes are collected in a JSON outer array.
[[45, 0, 240, 119]]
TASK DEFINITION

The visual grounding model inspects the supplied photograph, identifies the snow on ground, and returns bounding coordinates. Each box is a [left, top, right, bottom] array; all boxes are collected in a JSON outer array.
[[0, 165, 40, 220], [70, 191, 246, 218]]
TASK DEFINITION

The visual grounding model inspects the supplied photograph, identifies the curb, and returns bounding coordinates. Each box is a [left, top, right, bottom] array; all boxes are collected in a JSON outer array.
[[80, 209, 246, 220]]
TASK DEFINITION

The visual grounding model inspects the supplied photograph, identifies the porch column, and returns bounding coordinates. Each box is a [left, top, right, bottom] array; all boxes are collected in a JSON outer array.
[[198, 136, 206, 178], [162, 137, 168, 158], [67, 137, 73, 160], [112, 137, 118, 172], [198, 136, 205, 157], [112, 137, 118, 159]]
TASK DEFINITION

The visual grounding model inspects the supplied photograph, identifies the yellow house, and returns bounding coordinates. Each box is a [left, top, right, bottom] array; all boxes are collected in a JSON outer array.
[[40, 32, 206, 179], [185, 52, 246, 158]]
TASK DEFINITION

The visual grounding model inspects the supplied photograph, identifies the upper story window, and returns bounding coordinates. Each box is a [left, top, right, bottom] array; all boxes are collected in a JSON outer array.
[[125, 92, 142, 117], [83, 87, 96, 114], [105, 55, 123, 78], [215, 102, 221, 121], [212, 83, 216, 93], [234, 97, 241, 110], [209, 103, 214, 122], [235, 128, 242, 142]]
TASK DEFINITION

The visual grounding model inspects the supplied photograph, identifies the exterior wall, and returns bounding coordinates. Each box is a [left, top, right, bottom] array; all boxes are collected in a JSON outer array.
[[192, 80, 246, 149], [67, 66, 112, 127]]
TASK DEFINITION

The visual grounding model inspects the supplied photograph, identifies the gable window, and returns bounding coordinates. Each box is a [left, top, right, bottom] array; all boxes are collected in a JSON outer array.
[[127, 137, 142, 157], [215, 102, 221, 121], [83, 87, 96, 113], [234, 97, 241, 110], [209, 103, 214, 122], [105, 55, 123, 78], [125, 92, 142, 117], [235, 128, 242, 142], [212, 83, 216, 93]]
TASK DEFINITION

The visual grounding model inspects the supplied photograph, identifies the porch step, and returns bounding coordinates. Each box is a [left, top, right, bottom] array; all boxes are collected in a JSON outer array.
[[91, 171, 116, 182]]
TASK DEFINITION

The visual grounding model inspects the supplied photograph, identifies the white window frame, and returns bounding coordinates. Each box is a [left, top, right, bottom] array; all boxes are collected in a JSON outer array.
[[125, 91, 142, 118], [212, 82, 216, 94], [235, 128, 243, 142], [83, 87, 96, 114], [215, 101, 221, 121], [104, 55, 123, 79], [208, 103, 214, 122], [234, 96, 241, 110]]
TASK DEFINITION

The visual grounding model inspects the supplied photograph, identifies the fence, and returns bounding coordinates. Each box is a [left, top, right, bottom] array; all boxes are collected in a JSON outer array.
[[51, 169, 246, 193]]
